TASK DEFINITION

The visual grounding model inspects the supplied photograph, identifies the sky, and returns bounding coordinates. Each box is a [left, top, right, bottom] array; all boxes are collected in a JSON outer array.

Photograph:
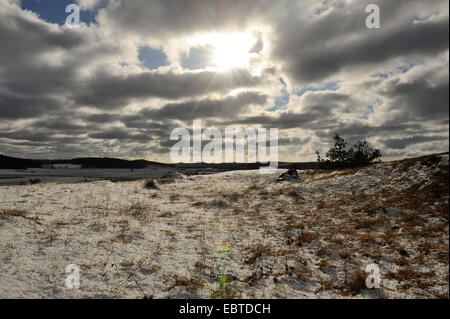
[[0, 0, 448, 162]]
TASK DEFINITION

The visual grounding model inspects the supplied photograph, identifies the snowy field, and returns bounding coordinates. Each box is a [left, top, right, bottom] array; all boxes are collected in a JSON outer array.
[[0, 166, 176, 185], [0, 154, 448, 299]]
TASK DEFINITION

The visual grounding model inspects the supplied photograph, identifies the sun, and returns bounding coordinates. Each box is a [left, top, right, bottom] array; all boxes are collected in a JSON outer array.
[[210, 33, 253, 71], [189, 31, 261, 72]]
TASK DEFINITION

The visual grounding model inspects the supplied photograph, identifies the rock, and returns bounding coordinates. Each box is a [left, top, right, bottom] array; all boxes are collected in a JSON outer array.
[[398, 249, 410, 257], [158, 178, 175, 185], [277, 169, 300, 182], [161, 170, 181, 179], [376, 208, 407, 218]]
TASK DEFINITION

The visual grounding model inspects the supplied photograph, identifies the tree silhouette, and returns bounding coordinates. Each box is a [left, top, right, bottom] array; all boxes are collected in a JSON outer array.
[[316, 133, 382, 169]]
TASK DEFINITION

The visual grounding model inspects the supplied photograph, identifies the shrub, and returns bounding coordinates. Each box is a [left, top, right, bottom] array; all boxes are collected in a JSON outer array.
[[144, 179, 158, 190], [316, 133, 381, 169], [29, 178, 41, 184], [345, 269, 367, 295]]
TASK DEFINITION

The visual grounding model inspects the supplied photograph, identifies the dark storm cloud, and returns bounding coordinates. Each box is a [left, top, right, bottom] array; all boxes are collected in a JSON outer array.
[[140, 92, 267, 121], [0, 130, 52, 143], [30, 118, 92, 133], [0, 2, 99, 120], [382, 76, 449, 120], [73, 69, 265, 109], [213, 92, 350, 129], [81, 113, 120, 124], [0, 93, 62, 119], [314, 123, 427, 139], [0, 3, 85, 64], [120, 115, 170, 130], [273, 0, 449, 83], [278, 137, 310, 146], [280, 18, 448, 83], [380, 135, 449, 150], [0, 2, 87, 93], [217, 112, 321, 129], [89, 128, 151, 142]]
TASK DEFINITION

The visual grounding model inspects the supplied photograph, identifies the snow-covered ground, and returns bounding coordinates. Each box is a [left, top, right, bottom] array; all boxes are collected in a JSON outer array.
[[0, 166, 175, 185], [0, 154, 448, 299]]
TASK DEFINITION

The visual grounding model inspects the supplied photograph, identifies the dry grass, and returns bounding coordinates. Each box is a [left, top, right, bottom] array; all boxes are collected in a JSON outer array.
[[385, 269, 435, 282], [0, 209, 41, 225], [168, 274, 204, 293], [120, 203, 151, 219], [192, 199, 229, 208], [315, 278, 335, 293], [294, 232, 319, 246], [344, 269, 367, 296]]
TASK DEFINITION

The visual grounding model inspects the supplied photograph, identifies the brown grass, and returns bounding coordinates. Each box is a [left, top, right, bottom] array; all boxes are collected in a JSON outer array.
[[385, 269, 435, 281], [294, 232, 319, 246], [169, 274, 204, 292], [315, 278, 334, 293], [121, 203, 151, 218], [344, 269, 367, 295], [0, 210, 41, 225]]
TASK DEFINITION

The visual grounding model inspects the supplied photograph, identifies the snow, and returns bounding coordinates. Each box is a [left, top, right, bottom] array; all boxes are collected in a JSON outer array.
[[0, 154, 448, 299]]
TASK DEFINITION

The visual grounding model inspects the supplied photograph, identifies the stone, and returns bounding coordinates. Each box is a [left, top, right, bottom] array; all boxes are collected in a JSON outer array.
[[376, 208, 407, 218], [277, 169, 300, 182], [398, 249, 410, 258]]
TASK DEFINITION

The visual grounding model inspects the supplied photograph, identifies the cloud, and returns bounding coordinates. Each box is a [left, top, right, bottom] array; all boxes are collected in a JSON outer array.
[[381, 74, 449, 121], [272, 0, 449, 84], [0, 93, 62, 119], [140, 92, 268, 121], [72, 68, 266, 109], [77, 0, 104, 11], [89, 128, 151, 142], [94, 0, 270, 40], [380, 135, 448, 150]]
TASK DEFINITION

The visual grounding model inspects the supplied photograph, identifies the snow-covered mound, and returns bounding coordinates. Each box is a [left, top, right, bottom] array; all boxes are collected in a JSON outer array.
[[0, 153, 448, 299]]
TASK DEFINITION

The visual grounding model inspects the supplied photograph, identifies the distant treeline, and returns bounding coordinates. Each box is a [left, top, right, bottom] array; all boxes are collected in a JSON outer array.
[[70, 158, 157, 169], [0, 155, 41, 169], [1, 154, 320, 170], [0, 155, 170, 169]]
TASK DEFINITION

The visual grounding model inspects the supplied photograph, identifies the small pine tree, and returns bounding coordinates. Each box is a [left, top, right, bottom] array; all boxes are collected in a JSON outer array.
[[350, 140, 382, 166], [317, 133, 381, 169], [326, 133, 350, 164]]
